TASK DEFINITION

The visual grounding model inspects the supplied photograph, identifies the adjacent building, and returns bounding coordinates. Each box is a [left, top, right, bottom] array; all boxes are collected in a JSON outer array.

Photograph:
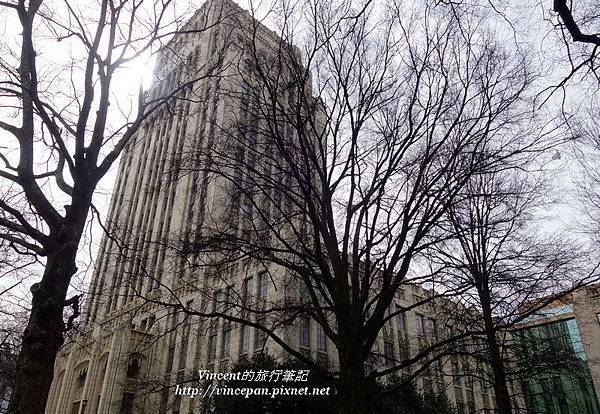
[[512, 285, 600, 414]]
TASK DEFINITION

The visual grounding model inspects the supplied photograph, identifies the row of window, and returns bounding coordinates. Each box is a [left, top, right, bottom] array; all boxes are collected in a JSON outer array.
[[415, 313, 437, 339], [206, 273, 270, 365], [208, 272, 269, 318], [206, 317, 269, 364], [298, 317, 327, 352]]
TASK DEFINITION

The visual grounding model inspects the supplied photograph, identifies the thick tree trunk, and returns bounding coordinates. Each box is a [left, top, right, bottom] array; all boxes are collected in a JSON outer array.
[[337, 352, 373, 414], [8, 244, 78, 414], [486, 329, 513, 414], [481, 292, 512, 414]]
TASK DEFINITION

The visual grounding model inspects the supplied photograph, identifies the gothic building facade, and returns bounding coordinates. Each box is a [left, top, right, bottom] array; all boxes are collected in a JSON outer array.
[[44, 1, 495, 413]]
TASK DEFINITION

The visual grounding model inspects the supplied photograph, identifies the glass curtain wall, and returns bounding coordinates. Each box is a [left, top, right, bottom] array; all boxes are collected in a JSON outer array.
[[516, 318, 600, 414]]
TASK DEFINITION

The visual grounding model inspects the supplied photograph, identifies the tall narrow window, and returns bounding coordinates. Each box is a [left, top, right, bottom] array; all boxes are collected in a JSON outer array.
[[383, 340, 395, 367], [398, 338, 409, 360], [147, 315, 156, 332], [159, 375, 169, 414], [166, 345, 175, 374], [465, 389, 475, 414], [184, 300, 193, 323], [76, 368, 87, 389], [258, 272, 268, 300], [395, 305, 406, 333], [451, 359, 461, 386], [207, 333, 217, 362], [222, 329, 231, 360], [427, 318, 437, 340], [179, 335, 189, 370], [423, 378, 433, 394], [262, 159, 273, 218], [225, 286, 233, 316], [119, 392, 135, 414], [171, 308, 180, 331], [211, 290, 221, 313], [299, 317, 310, 348], [455, 387, 465, 414], [240, 325, 250, 354], [127, 358, 141, 379], [240, 80, 250, 119], [316, 323, 327, 351], [432, 360, 444, 381], [243, 277, 253, 303], [415, 314, 425, 337], [241, 195, 253, 241]]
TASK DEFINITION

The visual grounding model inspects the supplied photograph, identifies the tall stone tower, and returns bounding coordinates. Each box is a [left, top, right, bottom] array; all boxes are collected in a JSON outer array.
[[44, 1, 312, 413]]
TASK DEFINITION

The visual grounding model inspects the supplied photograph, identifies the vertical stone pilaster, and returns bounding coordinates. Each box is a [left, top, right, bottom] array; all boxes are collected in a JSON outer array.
[[44, 359, 65, 414], [77, 337, 101, 414], [97, 332, 124, 414], [54, 348, 76, 414]]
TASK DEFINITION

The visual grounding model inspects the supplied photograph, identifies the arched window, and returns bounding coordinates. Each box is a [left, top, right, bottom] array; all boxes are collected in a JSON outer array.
[[77, 367, 87, 389], [126, 358, 140, 379]]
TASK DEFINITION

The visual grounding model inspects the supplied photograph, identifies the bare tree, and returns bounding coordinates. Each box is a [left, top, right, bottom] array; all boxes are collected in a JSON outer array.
[[428, 165, 595, 414], [0, 0, 230, 412], [545, 0, 600, 91], [553, 1, 600, 47], [129, 1, 563, 412]]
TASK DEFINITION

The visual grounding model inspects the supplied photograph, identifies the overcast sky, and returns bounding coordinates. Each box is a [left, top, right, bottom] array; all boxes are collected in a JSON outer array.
[[0, 0, 596, 314]]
